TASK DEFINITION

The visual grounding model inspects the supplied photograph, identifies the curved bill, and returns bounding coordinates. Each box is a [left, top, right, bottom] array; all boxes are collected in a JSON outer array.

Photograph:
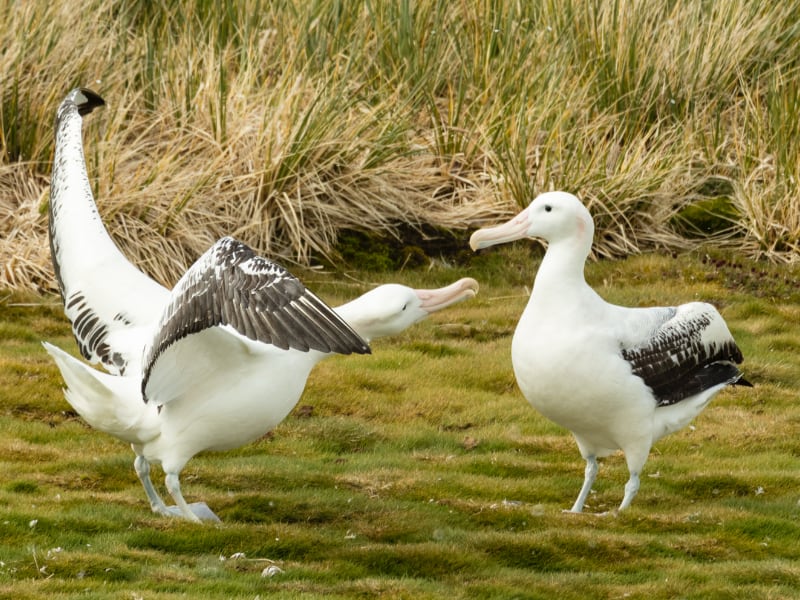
[[416, 278, 479, 313], [469, 210, 531, 251]]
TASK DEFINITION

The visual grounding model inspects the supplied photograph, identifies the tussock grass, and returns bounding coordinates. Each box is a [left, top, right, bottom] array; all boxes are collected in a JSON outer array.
[[2, 249, 799, 597], [3, 1, 800, 290]]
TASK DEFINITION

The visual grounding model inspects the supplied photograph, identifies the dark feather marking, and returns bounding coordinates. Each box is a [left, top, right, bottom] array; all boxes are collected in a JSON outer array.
[[85, 324, 107, 353], [621, 310, 747, 406], [65, 293, 85, 310], [283, 301, 326, 348], [301, 293, 354, 340], [271, 299, 329, 352], [113, 312, 133, 326], [74, 308, 96, 338], [62, 291, 121, 370]]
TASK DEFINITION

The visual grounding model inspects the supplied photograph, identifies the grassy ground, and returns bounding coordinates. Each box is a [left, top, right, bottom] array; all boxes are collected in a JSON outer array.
[[1, 246, 799, 599]]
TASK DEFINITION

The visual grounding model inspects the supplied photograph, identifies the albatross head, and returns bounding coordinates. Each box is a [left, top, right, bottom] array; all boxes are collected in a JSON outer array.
[[469, 192, 594, 250], [338, 278, 479, 342]]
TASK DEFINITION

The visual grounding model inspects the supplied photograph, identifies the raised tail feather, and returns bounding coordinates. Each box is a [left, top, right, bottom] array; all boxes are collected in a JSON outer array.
[[43, 342, 159, 445]]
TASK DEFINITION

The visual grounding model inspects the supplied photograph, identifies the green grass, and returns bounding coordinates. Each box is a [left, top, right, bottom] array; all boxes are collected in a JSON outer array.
[[2, 247, 799, 598]]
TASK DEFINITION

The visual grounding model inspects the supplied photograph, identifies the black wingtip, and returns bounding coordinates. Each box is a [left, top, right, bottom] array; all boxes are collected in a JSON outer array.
[[351, 343, 371, 355], [74, 88, 106, 116], [654, 362, 750, 407]]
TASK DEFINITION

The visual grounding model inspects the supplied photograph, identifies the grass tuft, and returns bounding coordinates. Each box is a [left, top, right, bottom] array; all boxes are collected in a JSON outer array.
[[4, 2, 800, 291]]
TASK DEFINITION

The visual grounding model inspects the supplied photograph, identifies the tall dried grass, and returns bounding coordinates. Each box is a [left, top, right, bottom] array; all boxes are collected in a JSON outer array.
[[2, 0, 800, 291]]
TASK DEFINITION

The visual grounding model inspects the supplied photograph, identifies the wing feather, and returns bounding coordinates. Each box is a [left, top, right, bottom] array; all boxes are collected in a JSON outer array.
[[620, 303, 749, 406], [141, 237, 370, 401], [49, 88, 170, 374]]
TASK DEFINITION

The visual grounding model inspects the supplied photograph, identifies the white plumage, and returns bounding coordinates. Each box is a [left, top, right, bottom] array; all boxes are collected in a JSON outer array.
[[470, 191, 750, 513], [46, 88, 479, 522]]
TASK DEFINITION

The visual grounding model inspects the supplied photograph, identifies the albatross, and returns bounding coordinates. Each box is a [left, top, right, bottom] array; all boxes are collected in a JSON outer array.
[[43, 273, 477, 522], [469, 191, 750, 513], [45, 88, 479, 521]]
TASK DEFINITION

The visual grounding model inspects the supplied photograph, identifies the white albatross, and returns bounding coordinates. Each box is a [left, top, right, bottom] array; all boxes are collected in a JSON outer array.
[[45, 88, 479, 522], [469, 191, 751, 513], [43, 271, 477, 522]]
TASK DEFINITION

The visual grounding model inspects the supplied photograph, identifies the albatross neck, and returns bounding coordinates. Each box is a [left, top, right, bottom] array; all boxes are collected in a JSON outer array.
[[332, 297, 378, 343], [531, 235, 592, 301]]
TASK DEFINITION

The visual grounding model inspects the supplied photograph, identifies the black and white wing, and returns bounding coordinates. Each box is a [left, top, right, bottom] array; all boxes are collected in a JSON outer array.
[[141, 237, 370, 400], [49, 87, 170, 375], [620, 303, 751, 406], [59, 281, 168, 375]]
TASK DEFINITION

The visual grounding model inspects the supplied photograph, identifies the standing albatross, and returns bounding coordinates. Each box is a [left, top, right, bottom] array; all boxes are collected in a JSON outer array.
[[469, 191, 751, 512], [45, 88, 479, 522], [44, 271, 477, 522]]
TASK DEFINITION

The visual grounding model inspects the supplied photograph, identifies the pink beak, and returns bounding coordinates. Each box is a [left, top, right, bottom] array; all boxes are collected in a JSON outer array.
[[469, 210, 531, 251], [416, 277, 479, 313]]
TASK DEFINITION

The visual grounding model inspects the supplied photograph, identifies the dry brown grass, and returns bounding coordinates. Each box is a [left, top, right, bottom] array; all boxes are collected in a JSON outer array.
[[2, 0, 800, 291]]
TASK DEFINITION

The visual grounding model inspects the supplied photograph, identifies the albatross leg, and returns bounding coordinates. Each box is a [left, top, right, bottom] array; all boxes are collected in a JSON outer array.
[[618, 471, 641, 511], [566, 455, 598, 513], [134, 455, 172, 516], [618, 441, 649, 511], [164, 471, 221, 523], [615, 440, 651, 511]]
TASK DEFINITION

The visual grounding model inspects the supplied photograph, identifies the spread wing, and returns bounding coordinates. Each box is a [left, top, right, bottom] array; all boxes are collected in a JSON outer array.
[[620, 303, 749, 406], [49, 87, 170, 375], [141, 237, 370, 401]]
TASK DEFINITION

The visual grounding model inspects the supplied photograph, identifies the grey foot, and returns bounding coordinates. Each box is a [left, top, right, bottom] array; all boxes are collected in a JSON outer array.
[[164, 502, 222, 522]]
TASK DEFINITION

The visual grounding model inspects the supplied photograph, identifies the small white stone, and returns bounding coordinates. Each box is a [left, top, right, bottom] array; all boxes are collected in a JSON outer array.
[[261, 565, 284, 577]]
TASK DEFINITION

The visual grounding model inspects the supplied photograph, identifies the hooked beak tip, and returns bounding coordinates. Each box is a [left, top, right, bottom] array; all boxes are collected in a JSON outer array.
[[417, 277, 479, 313], [460, 277, 479, 297], [468, 232, 486, 252]]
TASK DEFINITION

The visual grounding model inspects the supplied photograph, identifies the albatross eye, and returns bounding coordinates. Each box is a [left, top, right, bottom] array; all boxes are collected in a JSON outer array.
[[544, 205, 552, 212]]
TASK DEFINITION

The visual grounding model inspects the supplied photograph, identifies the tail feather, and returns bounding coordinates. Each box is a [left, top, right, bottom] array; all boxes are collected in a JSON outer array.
[[43, 342, 159, 445]]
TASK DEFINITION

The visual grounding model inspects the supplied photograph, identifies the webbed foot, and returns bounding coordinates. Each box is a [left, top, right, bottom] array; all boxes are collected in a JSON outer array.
[[163, 502, 221, 522]]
